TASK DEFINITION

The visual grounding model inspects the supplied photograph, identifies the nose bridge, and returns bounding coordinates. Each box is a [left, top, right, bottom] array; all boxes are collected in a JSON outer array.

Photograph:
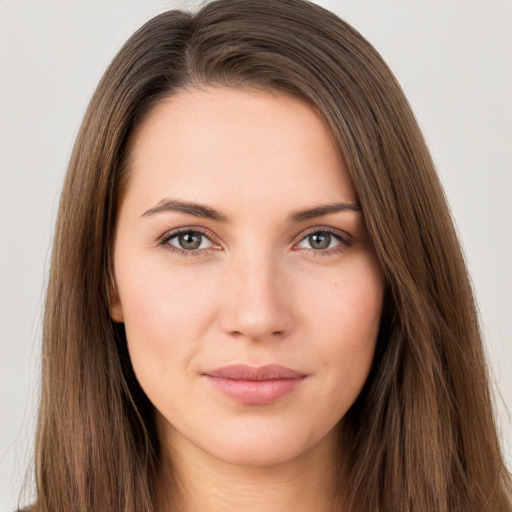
[[219, 243, 292, 341]]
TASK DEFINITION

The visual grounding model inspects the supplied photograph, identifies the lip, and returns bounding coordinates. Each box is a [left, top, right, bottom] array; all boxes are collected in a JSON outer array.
[[202, 364, 307, 405]]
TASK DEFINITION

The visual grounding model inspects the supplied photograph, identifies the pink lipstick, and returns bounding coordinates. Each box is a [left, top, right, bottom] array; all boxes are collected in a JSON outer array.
[[203, 364, 307, 405]]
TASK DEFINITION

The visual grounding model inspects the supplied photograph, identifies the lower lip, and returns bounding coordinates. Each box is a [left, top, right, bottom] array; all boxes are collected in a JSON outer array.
[[205, 376, 306, 405]]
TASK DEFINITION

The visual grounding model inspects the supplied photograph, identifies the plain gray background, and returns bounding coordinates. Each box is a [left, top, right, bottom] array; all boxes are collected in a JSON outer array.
[[1, 1, 511, 509]]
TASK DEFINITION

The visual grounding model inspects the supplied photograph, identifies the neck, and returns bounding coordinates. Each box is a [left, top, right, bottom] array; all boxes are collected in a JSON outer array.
[[155, 426, 342, 512]]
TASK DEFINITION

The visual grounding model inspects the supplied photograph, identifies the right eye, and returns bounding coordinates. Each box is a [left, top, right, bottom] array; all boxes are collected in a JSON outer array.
[[160, 229, 217, 256]]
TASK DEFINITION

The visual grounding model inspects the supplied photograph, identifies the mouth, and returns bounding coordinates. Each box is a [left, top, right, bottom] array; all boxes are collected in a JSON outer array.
[[202, 364, 307, 405]]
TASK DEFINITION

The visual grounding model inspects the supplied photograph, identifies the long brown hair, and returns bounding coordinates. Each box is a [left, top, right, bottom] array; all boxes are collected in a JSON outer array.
[[34, 1, 511, 511]]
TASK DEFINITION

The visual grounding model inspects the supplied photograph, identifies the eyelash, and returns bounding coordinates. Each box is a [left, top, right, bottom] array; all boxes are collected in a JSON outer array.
[[158, 227, 352, 258]]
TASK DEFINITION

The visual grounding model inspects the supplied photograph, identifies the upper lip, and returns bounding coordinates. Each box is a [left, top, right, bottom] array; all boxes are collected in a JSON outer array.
[[203, 364, 307, 381]]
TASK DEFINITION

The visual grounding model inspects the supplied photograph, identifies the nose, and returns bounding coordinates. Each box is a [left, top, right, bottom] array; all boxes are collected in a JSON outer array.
[[218, 250, 294, 342]]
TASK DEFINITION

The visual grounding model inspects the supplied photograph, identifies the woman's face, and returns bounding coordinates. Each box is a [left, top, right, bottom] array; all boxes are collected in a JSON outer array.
[[111, 87, 385, 467]]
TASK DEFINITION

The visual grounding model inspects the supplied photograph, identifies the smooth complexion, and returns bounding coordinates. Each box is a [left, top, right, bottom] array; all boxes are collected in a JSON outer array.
[[111, 87, 385, 512]]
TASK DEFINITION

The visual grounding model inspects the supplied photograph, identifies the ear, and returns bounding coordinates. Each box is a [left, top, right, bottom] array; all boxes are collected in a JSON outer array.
[[108, 278, 124, 323]]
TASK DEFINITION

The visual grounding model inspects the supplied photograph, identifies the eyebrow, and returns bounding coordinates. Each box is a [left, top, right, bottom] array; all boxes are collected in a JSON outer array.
[[141, 197, 361, 223], [287, 201, 361, 223], [142, 198, 228, 221]]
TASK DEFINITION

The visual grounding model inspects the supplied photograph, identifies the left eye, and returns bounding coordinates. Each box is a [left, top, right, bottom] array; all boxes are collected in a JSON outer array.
[[165, 231, 213, 251], [297, 231, 344, 251]]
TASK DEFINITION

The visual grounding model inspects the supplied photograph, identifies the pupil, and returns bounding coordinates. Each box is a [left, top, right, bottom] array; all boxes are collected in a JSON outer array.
[[179, 232, 201, 250], [310, 232, 330, 250]]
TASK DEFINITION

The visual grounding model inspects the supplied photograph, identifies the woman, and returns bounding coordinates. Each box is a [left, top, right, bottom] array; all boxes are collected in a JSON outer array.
[[32, 0, 511, 511]]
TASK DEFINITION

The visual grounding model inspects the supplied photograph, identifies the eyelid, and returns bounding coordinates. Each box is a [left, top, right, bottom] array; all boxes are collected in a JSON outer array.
[[294, 226, 352, 245], [159, 227, 221, 254], [291, 226, 353, 258]]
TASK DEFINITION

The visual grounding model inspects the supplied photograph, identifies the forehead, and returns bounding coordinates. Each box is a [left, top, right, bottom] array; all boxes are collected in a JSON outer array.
[[123, 86, 356, 216]]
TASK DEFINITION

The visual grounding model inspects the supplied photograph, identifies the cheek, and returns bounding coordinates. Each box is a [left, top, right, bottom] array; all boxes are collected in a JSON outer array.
[[302, 255, 383, 344], [115, 256, 220, 382], [301, 259, 384, 408]]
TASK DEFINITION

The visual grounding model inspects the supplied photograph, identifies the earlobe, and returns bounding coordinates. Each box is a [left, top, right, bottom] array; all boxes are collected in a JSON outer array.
[[110, 299, 124, 323], [108, 279, 124, 323]]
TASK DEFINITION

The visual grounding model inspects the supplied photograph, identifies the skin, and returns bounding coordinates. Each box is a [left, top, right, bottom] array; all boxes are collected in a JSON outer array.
[[111, 87, 385, 512]]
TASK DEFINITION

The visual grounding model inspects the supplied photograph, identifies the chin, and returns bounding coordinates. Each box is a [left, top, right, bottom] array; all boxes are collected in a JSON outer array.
[[198, 422, 337, 469], [215, 444, 300, 468]]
